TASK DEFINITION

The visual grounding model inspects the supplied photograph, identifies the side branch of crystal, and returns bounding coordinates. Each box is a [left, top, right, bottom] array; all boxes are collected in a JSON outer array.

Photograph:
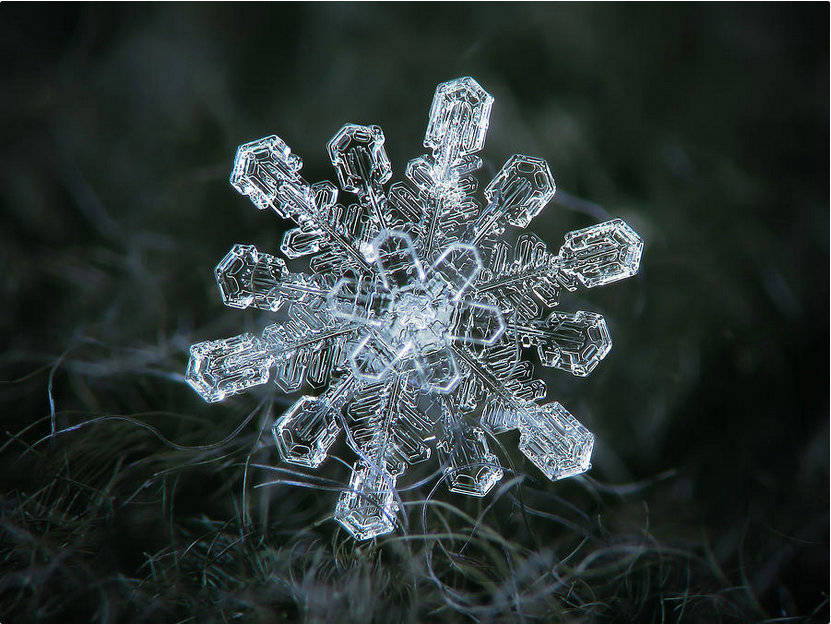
[[185, 76, 643, 539]]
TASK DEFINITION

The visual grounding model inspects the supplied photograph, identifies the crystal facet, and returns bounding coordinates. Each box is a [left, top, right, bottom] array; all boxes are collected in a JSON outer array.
[[484, 154, 556, 229], [185, 77, 642, 539], [439, 424, 504, 497], [273, 395, 341, 468], [559, 218, 643, 288], [334, 462, 399, 540], [186, 333, 273, 403], [518, 402, 595, 481]]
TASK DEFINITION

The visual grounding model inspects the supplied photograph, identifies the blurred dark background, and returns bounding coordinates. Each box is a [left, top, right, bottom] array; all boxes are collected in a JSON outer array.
[[1, 3, 828, 623]]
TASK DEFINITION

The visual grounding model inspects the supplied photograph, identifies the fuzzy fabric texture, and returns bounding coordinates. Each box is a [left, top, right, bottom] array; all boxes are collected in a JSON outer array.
[[1, 4, 827, 623]]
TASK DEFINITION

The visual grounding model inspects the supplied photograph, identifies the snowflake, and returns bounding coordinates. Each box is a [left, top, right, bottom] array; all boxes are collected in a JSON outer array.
[[185, 77, 643, 540]]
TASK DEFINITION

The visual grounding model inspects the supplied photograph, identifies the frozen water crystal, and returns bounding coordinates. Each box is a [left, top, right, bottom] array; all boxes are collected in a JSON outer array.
[[186, 333, 273, 403], [518, 402, 595, 481], [334, 461, 400, 541], [185, 77, 643, 539]]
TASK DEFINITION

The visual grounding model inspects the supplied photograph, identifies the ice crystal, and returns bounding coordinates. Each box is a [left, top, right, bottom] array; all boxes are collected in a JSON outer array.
[[185, 77, 643, 540]]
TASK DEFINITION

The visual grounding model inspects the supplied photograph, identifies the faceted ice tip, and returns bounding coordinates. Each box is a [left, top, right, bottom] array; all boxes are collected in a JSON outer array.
[[535, 310, 612, 377], [327, 124, 392, 195], [518, 403, 594, 481], [440, 426, 504, 497], [559, 218, 643, 288], [334, 462, 399, 540], [273, 395, 341, 468], [229, 135, 303, 213], [215, 244, 288, 311], [485, 154, 556, 229], [185, 333, 273, 403], [424, 76, 494, 161]]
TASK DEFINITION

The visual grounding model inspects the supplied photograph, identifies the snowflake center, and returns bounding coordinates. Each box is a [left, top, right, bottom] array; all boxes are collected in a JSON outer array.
[[391, 287, 450, 334], [393, 291, 434, 330]]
